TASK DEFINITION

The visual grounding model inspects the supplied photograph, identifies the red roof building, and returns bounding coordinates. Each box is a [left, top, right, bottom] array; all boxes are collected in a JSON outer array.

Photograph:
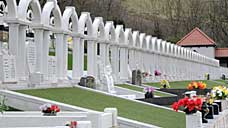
[[177, 27, 228, 67], [215, 48, 228, 58], [177, 27, 216, 46]]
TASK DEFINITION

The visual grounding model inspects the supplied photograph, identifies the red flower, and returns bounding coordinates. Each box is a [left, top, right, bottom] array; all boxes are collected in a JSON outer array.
[[195, 98, 203, 110], [187, 99, 195, 111], [172, 97, 203, 113], [70, 121, 77, 128], [50, 105, 60, 112], [172, 102, 179, 112]]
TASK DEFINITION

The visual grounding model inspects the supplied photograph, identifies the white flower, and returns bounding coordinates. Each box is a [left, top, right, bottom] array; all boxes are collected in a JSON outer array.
[[219, 92, 223, 97], [40, 103, 51, 111]]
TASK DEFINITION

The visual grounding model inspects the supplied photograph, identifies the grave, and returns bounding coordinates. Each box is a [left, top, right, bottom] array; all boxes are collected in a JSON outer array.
[[26, 37, 36, 74], [132, 70, 142, 86], [0, 54, 17, 83]]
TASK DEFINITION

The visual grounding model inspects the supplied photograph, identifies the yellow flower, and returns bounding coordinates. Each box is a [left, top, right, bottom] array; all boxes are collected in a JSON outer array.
[[209, 99, 214, 104], [193, 82, 198, 88], [225, 90, 228, 95]]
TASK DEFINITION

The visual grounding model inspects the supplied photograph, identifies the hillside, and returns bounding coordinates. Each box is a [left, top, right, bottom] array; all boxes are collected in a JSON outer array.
[[44, 0, 228, 47]]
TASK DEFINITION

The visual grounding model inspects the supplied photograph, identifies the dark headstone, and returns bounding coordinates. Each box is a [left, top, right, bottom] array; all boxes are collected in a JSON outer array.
[[86, 76, 95, 89], [132, 70, 142, 86], [79, 76, 96, 89], [222, 74, 226, 80], [201, 102, 208, 123], [79, 77, 87, 87], [214, 101, 222, 112], [132, 70, 137, 85], [207, 74, 210, 80], [205, 105, 214, 119], [212, 103, 219, 115]]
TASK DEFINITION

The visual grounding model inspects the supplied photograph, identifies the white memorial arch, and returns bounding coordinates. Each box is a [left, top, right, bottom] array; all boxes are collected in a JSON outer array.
[[0, 0, 227, 86]]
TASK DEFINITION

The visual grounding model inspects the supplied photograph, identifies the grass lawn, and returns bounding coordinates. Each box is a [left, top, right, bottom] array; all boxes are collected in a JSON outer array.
[[115, 84, 173, 97], [214, 79, 227, 85], [145, 80, 224, 89], [17, 87, 185, 128]]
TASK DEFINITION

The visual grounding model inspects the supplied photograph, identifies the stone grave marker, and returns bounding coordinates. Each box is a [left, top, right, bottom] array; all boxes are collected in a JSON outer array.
[[0, 54, 17, 83], [48, 56, 57, 82], [132, 70, 142, 86], [26, 40, 36, 73]]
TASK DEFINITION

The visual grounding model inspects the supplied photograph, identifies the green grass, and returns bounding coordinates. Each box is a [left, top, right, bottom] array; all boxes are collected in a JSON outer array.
[[17, 87, 185, 128], [214, 79, 227, 85], [115, 84, 173, 97], [145, 80, 224, 89]]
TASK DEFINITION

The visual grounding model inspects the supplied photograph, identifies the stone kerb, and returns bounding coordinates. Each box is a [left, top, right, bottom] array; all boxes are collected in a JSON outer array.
[[0, 115, 92, 128], [0, 90, 114, 128], [0, 89, 162, 128]]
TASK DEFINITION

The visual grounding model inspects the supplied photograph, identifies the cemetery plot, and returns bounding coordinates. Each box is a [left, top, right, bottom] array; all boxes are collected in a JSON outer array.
[[145, 80, 223, 89], [115, 84, 173, 97], [17, 87, 185, 128]]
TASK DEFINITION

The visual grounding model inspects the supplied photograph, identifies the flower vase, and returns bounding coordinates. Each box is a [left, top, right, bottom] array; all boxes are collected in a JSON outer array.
[[205, 105, 214, 119], [145, 92, 154, 99], [201, 102, 208, 123], [213, 100, 228, 112], [163, 84, 167, 89], [184, 108, 197, 115], [186, 111, 202, 128], [43, 112, 57, 116]]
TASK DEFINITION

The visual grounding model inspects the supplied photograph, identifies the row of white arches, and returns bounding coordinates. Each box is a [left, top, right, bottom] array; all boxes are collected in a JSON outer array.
[[1, 0, 222, 83]]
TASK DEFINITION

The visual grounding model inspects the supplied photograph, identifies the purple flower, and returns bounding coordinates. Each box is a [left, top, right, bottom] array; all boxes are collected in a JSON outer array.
[[144, 87, 155, 93]]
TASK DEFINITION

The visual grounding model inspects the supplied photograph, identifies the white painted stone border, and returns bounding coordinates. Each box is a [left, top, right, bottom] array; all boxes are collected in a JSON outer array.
[[0, 89, 161, 128]]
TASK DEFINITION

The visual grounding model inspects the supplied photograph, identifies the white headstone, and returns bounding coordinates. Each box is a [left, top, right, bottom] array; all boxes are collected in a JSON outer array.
[[0, 54, 17, 83], [26, 40, 36, 73], [186, 112, 202, 128], [48, 56, 57, 82]]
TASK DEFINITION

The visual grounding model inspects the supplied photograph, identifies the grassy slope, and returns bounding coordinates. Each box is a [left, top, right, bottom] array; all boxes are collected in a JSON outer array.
[[17, 87, 185, 128], [145, 80, 225, 89], [115, 84, 172, 97]]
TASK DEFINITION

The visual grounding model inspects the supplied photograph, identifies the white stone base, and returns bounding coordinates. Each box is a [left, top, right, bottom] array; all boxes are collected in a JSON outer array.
[[186, 112, 202, 128]]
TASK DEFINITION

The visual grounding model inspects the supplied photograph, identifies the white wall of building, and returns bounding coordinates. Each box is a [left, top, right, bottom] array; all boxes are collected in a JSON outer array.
[[186, 46, 215, 59]]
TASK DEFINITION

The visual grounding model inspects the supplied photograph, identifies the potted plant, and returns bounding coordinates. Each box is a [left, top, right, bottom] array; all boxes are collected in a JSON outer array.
[[66, 121, 77, 128], [187, 81, 207, 90], [172, 96, 203, 115], [204, 93, 215, 119], [144, 87, 155, 99], [154, 70, 161, 76], [40, 104, 60, 116], [142, 72, 150, 78], [160, 79, 170, 89], [211, 86, 228, 111]]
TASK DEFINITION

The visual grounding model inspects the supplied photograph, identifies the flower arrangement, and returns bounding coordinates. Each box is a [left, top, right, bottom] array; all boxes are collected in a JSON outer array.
[[160, 79, 170, 88], [205, 93, 214, 105], [40, 104, 60, 115], [172, 96, 203, 114], [66, 121, 77, 128], [187, 81, 207, 90], [154, 70, 161, 76], [211, 86, 228, 100], [144, 87, 155, 99], [142, 72, 149, 78]]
